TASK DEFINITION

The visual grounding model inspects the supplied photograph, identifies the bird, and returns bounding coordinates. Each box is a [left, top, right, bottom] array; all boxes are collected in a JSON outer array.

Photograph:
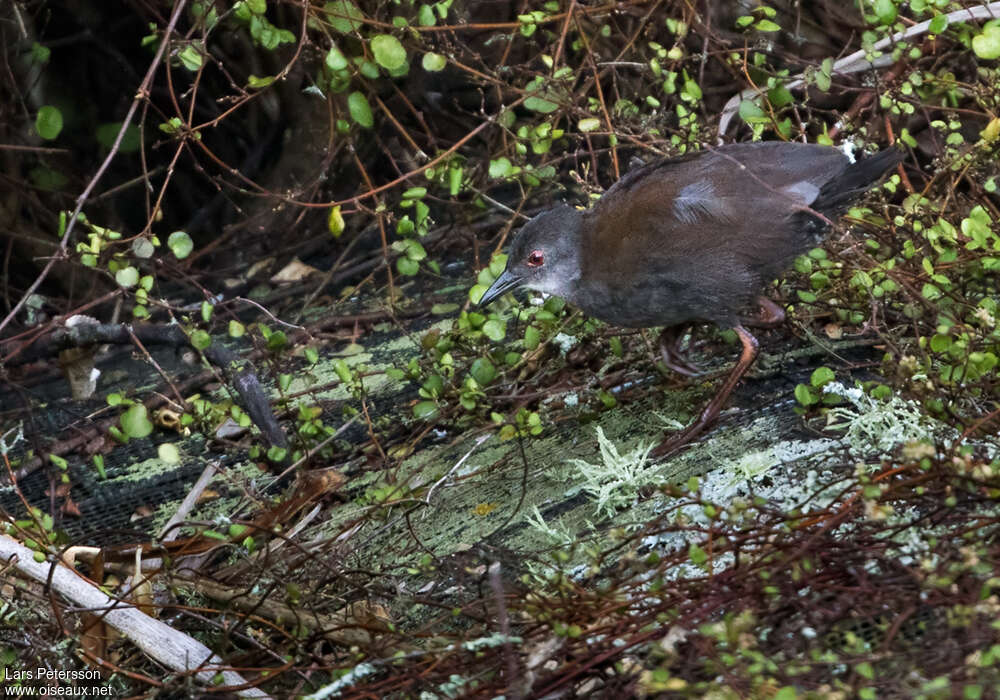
[[478, 141, 904, 456]]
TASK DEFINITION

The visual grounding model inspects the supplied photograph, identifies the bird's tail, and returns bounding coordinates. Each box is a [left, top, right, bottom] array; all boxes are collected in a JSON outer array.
[[812, 146, 906, 215]]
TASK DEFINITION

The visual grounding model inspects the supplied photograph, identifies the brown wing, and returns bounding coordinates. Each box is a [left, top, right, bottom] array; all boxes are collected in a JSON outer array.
[[578, 143, 850, 325]]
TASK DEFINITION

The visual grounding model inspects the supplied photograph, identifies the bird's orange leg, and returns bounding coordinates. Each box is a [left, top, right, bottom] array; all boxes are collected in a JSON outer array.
[[651, 325, 759, 458]]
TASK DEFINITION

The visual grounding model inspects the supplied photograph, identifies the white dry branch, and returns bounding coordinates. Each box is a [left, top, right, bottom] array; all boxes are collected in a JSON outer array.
[[717, 2, 1000, 138], [0, 535, 270, 698]]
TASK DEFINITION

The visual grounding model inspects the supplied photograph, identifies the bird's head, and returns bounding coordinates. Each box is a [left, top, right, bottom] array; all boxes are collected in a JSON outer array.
[[478, 204, 584, 306]]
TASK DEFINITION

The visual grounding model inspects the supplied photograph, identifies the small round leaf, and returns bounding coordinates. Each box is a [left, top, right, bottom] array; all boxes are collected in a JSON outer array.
[[422, 52, 446, 71], [35, 105, 63, 140], [347, 91, 373, 128], [324, 0, 364, 33], [121, 404, 154, 439], [168, 231, 194, 259], [973, 21, 1000, 60], [115, 266, 139, 288], [413, 401, 439, 419], [470, 358, 496, 385], [371, 34, 406, 70], [158, 443, 180, 464], [482, 319, 506, 341]]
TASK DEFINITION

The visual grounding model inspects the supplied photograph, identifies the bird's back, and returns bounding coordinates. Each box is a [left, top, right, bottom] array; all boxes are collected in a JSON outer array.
[[572, 143, 897, 327]]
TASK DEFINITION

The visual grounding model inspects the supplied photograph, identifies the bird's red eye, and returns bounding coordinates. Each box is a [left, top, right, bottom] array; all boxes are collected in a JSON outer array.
[[526, 250, 544, 267]]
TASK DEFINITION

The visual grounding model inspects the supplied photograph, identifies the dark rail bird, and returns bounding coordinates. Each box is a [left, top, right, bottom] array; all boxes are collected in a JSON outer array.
[[480, 142, 903, 455]]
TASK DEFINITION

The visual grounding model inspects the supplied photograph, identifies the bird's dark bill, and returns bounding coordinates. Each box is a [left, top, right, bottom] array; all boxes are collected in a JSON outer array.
[[478, 268, 521, 306]]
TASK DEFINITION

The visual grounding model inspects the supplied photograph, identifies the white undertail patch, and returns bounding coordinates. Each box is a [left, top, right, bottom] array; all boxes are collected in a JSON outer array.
[[780, 181, 820, 205], [673, 180, 718, 224]]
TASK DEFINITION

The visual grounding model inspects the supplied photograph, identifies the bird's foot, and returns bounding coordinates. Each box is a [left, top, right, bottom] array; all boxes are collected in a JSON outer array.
[[740, 297, 786, 329], [659, 351, 704, 378], [651, 325, 760, 459], [657, 325, 703, 377]]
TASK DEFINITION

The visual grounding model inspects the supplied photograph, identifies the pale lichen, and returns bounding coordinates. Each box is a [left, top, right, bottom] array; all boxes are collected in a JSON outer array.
[[822, 381, 946, 456], [562, 427, 657, 518]]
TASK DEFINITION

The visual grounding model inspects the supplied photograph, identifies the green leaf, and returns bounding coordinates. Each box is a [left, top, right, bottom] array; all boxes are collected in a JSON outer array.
[[449, 164, 463, 195], [356, 58, 379, 79], [31, 42, 50, 65], [405, 239, 426, 260], [158, 443, 180, 464], [468, 284, 488, 304], [794, 383, 818, 406], [189, 329, 211, 350], [396, 216, 414, 235], [810, 366, 834, 387], [523, 76, 559, 113], [324, 0, 364, 33], [470, 358, 496, 385], [178, 45, 203, 71], [412, 400, 438, 419], [961, 206, 994, 248], [682, 76, 702, 101], [523, 325, 540, 350], [35, 105, 63, 140], [168, 231, 193, 259], [422, 374, 444, 397], [371, 34, 406, 70], [768, 84, 794, 108], [418, 5, 436, 26], [873, 0, 898, 25], [229, 320, 246, 337], [489, 254, 507, 278], [325, 45, 348, 71], [333, 359, 352, 384], [578, 117, 601, 132], [488, 157, 512, 179], [247, 74, 275, 88], [482, 319, 506, 341], [132, 238, 154, 259], [928, 15, 948, 35], [930, 334, 951, 352], [422, 52, 446, 71], [816, 57, 833, 91], [347, 91, 373, 128], [397, 257, 419, 276], [121, 404, 154, 439], [328, 205, 345, 237], [267, 330, 288, 351], [973, 21, 1000, 60], [688, 542, 707, 565], [738, 99, 766, 123], [115, 266, 139, 288], [755, 19, 781, 32]]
